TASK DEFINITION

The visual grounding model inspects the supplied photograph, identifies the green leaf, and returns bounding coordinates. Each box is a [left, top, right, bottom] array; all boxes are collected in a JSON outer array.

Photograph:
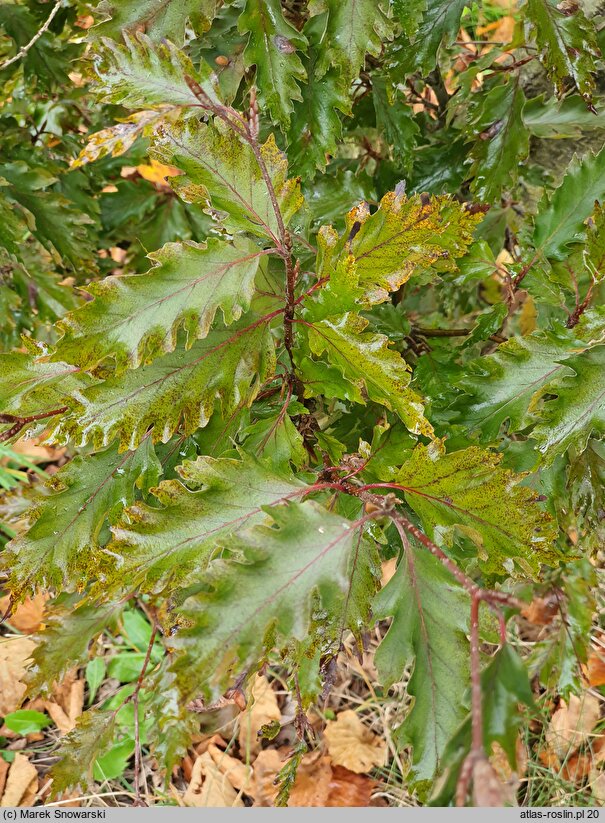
[[392, 0, 427, 37], [3, 441, 159, 596], [55, 316, 276, 451], [26, 599, 123, 696], [396, 443, 558, 574], [287, 15, 349, 179], [107, 453, 305, 594], [151, 117, 303, 242], [54, 237, 266, 373], [93, 738, 134, 782], [238, 0, 307, 130], [523, 94, 605, 139], [0, 190, 28, 259], [468, 79, 529, 201], [399, 0, 467, 74], [373, 544, 469, 781], [303, 312, 433, 437], [171, 500, 363, 701], [86, 658, 107, 706], [93, 0, 216, 43], [526, 0, 600, 101], [373, 77, 419, 171], [533, 346, 605, 460], [91, 33, 220, 110], [455, 327, 578, 441], [146, 668, 199, 778], [533, 145, 605, 261], [4, 710, 51, 735], [315, 0, 389, 91], [0, 353, 84, 421], [51, 710, 117, 793], [429, 645, 534, 804]]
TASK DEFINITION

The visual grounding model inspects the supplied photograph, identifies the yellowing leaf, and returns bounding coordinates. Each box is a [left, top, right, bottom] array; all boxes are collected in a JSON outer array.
[[136, 158, 180, 185]]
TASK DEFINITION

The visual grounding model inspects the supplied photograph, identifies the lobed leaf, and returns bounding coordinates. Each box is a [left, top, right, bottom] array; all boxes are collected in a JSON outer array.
[[396, 443, 558, 574], [3, 439, 160, 596], [374, 545, 469, 781], [92, 0, 216, 44], [54, 237, 267, 373], [151, 117, 303, 242]]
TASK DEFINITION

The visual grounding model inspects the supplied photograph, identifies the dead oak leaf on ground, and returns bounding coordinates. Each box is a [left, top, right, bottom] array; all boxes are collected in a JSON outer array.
[[586, 651, 605, 687], [0, 593, 49, 634], [238, 674, 281, 758], [324, 710, 386, 774], [183, 752, 244, 807], [545, 693, 601, 760], [326, 766, 375, 807], [0, 636, 35, 715], [207, 743, 253, 794], [288, 751, 332, 807], [0, 753, 38, 807]]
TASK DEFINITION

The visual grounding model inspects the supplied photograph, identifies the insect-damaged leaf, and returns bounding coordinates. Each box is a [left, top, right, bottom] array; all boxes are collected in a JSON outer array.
[[151, 117, 303, 242], [54, 316, 276, 451], [54, 237, 266, 372], [396, 443, 558, 574], [2, 440, 159, 596], [373, 545, 469, 781], [170, 501, 362, 702]]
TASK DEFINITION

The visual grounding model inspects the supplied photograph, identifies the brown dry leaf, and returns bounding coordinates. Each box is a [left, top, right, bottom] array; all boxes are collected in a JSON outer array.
[[324, 710, 386, 774], [489, 740, 527, 806], [521, 595, 559, 627], [207, 743, 252, 794], [472, 757, 505, 807], [11, 438, 64, 463], [238, 674, 281, 757], [44, 677, 84, 735], [326, 766, 374, 807], [183, 752, 244, 807], [590, 768, 605, 804], [0, 759, 9, 798], [0, 754, 38, 807], [288, 752, 332, 807], [0, 636, 35, 715], [587, 652, 605, 687], [251, 748, 284, 806], [545, 694, 601, 759], [0, 592, 49, 634], [380, 558, 397, 588], [562, 753, 592, 783]]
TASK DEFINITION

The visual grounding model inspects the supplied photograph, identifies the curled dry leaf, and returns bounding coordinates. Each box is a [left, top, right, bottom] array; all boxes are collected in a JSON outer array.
[[0, 593, 48, 634], [183, 752, 244, 807], [0, 636, 35, 715], [288, 751, 332, 807], [238, 674, 281, 758], [586, 651, 605, 687], [545, 693, 601, 760], [472, 757, 505, 807], [250, 748, 283, 806], [326, 766, 375, 807], [0, 754, 38, 807], [324, 710, 386, 774], [207, 743, 253, 794]]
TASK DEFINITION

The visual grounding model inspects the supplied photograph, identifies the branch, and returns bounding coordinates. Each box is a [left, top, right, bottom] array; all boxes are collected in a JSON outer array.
[[0, 407, 68, 442], [0, 0, 63, 72]]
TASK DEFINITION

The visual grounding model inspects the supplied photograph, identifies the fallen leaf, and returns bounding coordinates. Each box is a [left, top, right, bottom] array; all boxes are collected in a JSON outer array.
[[521, 595, 559, 627], [0, 754, 37, 807], [238, 674, 281, 757], [562, 753, 592, 783], [545, 694, 601, 759], [288, 752, 332, 806], [591, 768, 605, 804], [207, 743, 253, 794], [489, 740, 526, 806], [0, 759, 9, 798], [587, 652, 605, 687], [251, 748, 284, 806], [324, 711, 386, 774], [326, 766, 375, 807], [183, 752, 244, 807], [0, 593, 48, 634], [0, 636, 35, 715], [472, 757, 505, 807], [11, 438, 64, 464]]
